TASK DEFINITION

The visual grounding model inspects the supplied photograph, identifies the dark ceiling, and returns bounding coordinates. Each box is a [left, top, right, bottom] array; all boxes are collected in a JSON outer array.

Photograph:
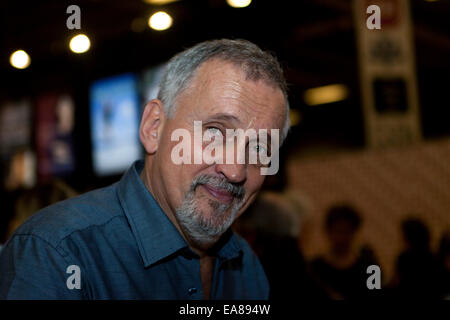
[[1, 0, 449, 156]]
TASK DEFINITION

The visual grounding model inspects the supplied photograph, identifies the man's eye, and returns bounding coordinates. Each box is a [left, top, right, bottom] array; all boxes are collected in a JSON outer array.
[[254, 144, 266, 154], [205, 127, 222, 135]]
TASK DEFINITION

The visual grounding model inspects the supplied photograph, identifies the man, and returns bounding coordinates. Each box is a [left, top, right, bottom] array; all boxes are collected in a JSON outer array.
[[0, 39, 290, 299]]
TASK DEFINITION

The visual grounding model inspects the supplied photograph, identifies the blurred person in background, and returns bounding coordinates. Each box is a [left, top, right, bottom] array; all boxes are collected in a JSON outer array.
[[233, 191, 329, 300], [393, 218, 440, 299], [309, 204, 379, 299]]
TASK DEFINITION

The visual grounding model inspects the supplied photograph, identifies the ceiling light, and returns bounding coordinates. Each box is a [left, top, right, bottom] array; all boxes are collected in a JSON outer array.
[[227, 0, 252, 8], [304, 84, 349, 106], [69, 34, 91, 54], [148, 11, 173, 31], [10, 50, 31, 69], [143, 0, 180, 4], [144, 0, 179, 6]]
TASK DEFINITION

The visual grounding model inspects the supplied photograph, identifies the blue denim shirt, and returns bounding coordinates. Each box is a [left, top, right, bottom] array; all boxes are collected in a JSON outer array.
[[0, 160, 269, 299]]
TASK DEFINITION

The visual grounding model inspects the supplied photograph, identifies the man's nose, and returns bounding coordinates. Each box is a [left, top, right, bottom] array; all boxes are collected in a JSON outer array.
[[214, 163, 247, 184], [212, 135, 247, 183]]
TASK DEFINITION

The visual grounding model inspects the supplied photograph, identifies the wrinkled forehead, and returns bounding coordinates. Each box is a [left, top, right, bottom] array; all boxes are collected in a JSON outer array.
[[178, 59, 287, 130]]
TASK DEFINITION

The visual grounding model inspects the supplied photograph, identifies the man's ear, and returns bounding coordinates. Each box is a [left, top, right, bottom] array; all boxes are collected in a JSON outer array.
[[140, 99, 165, 154]]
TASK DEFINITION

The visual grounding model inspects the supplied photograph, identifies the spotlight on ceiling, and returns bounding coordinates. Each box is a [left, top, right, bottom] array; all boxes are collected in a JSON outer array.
[[148, 11, 173, 31], [69, 34, 91, 54], [227, 0, 252, 8], [143, 0, 180, 4], [303, 84, 349, 106], [10, 50, 31, 69]]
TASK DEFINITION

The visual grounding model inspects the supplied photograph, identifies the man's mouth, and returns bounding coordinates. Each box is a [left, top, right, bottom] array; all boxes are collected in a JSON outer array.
[[201, 184, 234, 204]]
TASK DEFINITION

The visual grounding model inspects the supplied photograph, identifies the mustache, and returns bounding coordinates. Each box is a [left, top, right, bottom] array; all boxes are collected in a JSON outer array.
[[190, 174, 245, 200]]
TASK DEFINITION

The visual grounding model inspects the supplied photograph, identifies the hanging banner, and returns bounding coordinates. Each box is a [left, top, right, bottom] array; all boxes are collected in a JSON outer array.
[[353, 0, 421, 148]]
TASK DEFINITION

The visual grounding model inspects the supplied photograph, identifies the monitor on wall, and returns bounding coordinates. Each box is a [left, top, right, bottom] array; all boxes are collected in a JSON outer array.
[[89, 73, 142, 176]]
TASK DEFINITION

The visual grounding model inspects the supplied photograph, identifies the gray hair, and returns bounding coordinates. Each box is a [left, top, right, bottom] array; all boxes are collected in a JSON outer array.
[[157, 39, 290, 142]]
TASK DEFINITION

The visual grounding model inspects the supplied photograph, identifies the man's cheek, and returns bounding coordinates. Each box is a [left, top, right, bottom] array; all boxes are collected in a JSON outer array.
[[237, 191, 255, 212], [248, 174, 266, 191]]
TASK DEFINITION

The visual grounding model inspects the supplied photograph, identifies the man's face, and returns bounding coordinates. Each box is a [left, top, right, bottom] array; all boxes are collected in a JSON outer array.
[[155, 59, 286, 248]]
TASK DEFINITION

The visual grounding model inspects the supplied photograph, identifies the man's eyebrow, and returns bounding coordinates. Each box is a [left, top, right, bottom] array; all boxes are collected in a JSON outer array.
[[204, 113, 275, 147], [204, 113, 241, 124]]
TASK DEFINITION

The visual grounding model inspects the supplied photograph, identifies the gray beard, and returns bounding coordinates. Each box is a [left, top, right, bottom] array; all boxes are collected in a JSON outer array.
[[175, 176, 244, 249]]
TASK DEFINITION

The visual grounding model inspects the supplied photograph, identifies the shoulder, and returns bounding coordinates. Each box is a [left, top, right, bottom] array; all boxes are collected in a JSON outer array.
[[8, 183, 124, 248]]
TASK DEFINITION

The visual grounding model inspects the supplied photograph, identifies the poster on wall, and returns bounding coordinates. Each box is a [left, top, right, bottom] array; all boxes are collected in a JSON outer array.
[[0, 100, 35, 189], [35, 94, 76, 180]]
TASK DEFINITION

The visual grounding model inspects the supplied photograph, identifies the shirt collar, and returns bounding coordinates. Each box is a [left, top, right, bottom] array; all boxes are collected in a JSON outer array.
[[117, 160, 243, 267]]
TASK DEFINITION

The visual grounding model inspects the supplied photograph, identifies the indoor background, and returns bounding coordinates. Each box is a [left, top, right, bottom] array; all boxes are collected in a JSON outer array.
[[1, 0, 449, 299]]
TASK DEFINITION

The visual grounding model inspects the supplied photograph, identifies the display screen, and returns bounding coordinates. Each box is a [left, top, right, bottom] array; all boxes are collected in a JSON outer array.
[[90, 73, 142, 176]]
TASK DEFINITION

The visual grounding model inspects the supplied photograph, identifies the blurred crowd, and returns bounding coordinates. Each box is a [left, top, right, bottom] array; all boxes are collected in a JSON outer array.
[[233, 191, 450, 300]]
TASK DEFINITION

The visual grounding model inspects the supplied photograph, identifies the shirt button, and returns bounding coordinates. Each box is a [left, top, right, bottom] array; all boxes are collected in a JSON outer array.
[[188, 287, 197, 295]]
